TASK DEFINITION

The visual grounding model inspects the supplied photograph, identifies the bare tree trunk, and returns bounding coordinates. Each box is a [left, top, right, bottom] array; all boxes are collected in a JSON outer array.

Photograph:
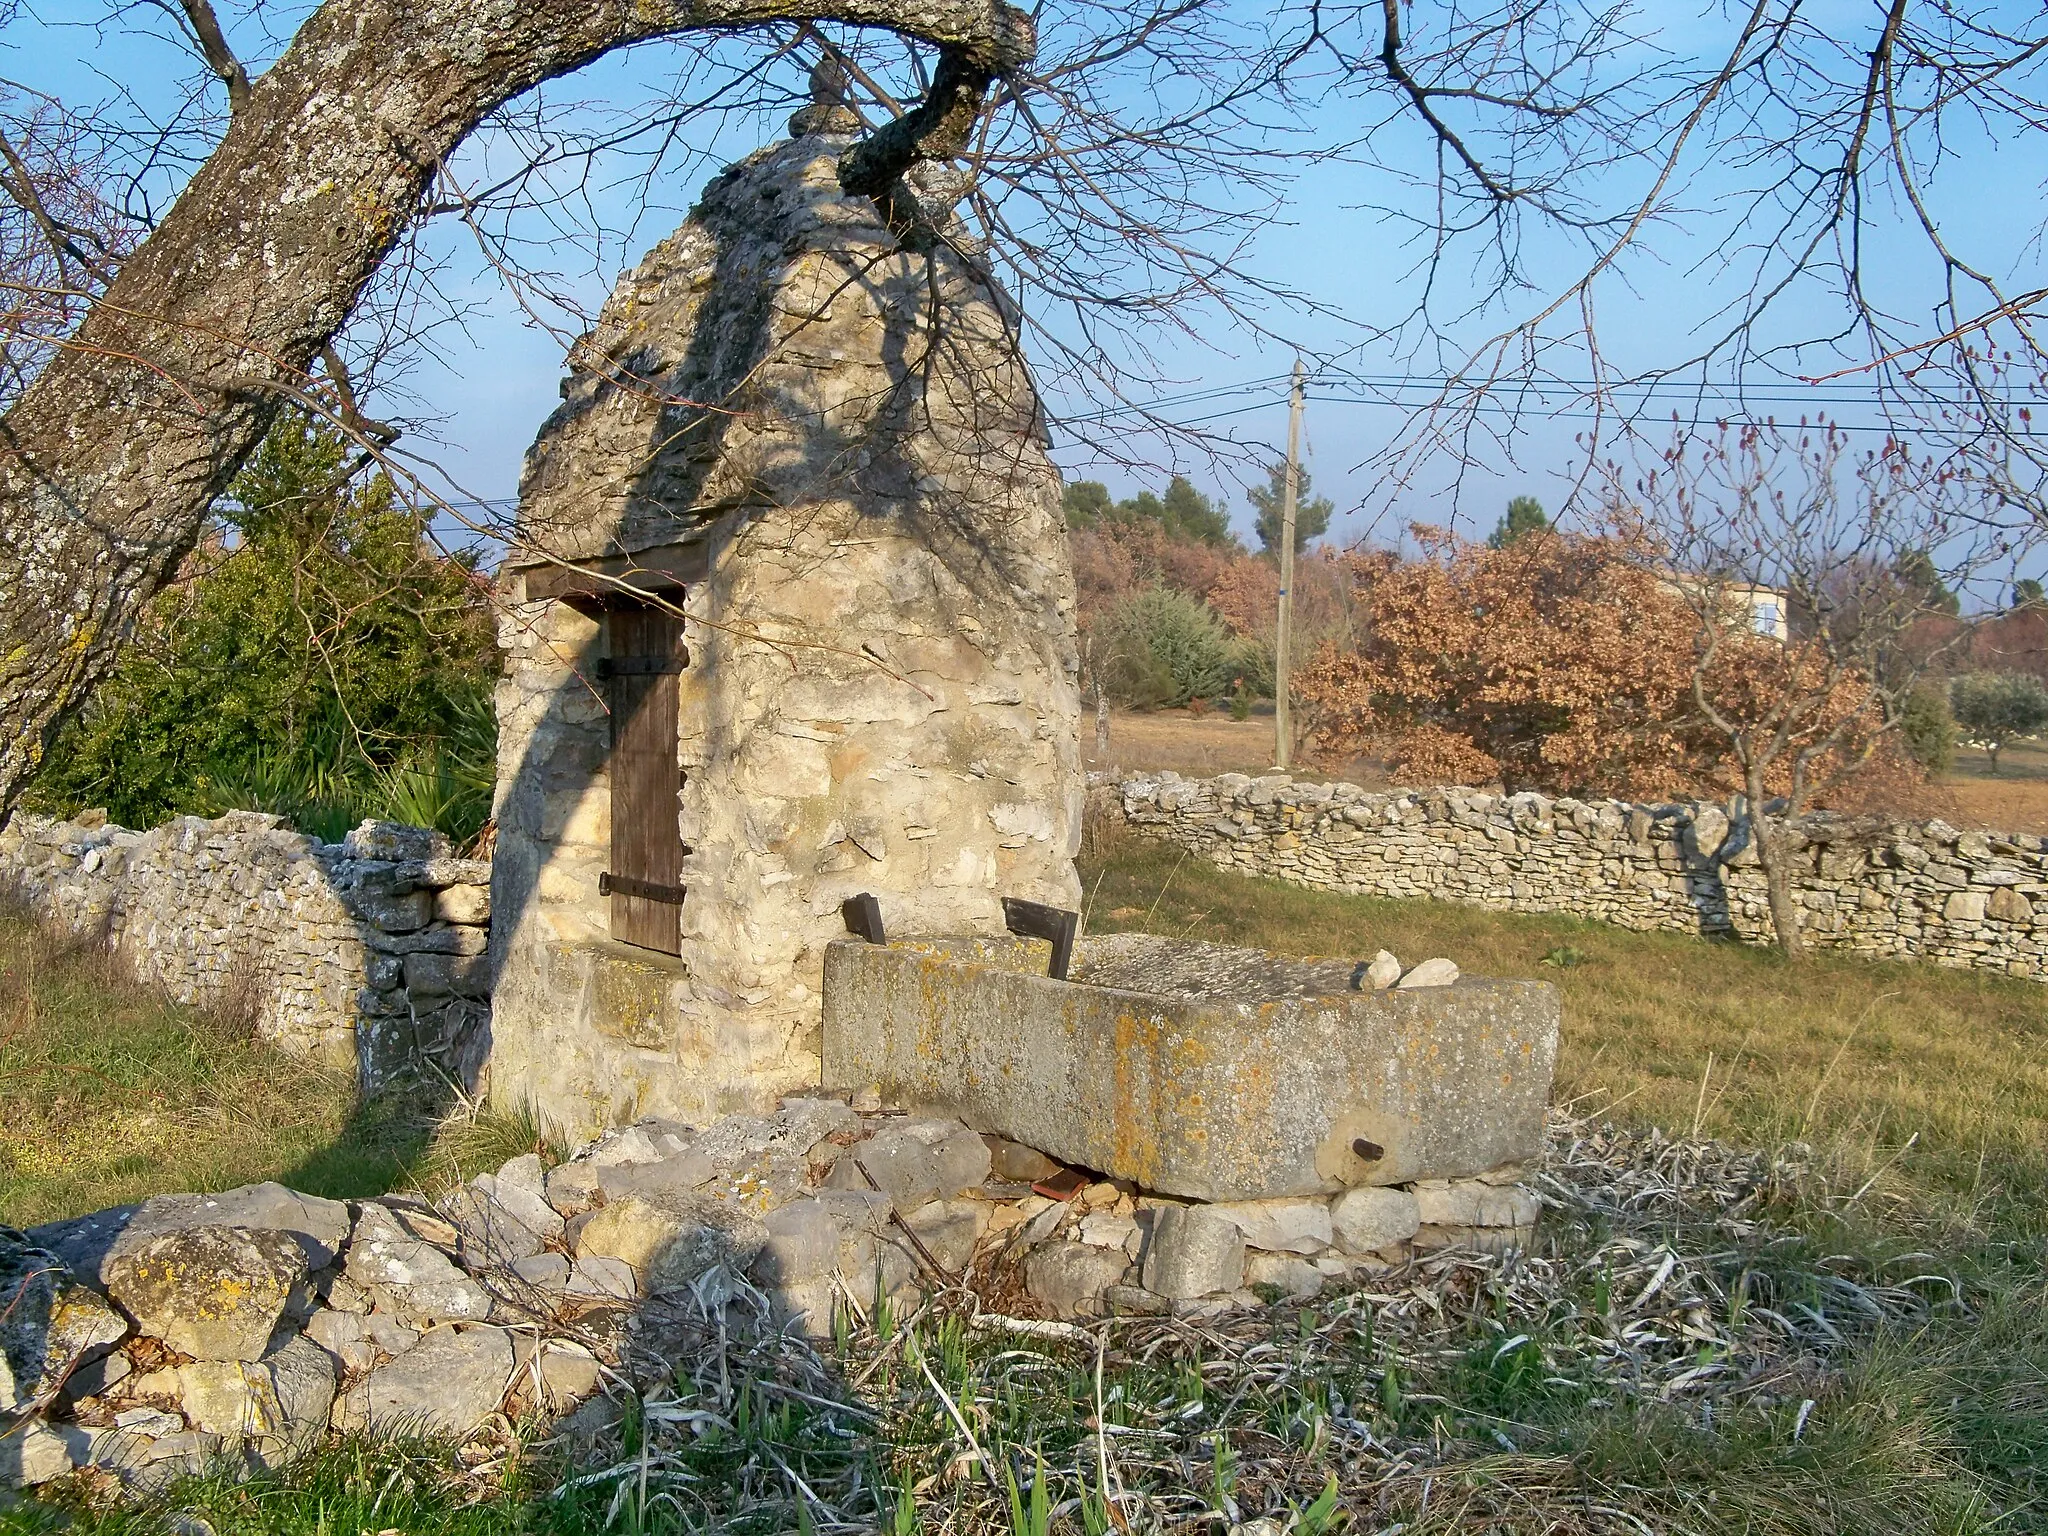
[[0, 0, 1030, 814], [1744, 762, 1805, 960]]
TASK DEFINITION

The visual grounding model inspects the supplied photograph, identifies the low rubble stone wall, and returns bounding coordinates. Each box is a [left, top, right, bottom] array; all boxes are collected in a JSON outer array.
[[3, 1098, 1536, 1491], [0, 810, 493, 1091], [1117, 772, 2048, 981]]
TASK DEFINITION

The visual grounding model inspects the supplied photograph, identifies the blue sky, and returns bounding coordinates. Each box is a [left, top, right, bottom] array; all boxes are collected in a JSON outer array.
[[15, 0, 2047, 570]]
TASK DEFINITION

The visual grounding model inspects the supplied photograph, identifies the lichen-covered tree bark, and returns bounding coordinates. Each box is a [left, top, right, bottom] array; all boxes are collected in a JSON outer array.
[[0, 0, 1029, 815]]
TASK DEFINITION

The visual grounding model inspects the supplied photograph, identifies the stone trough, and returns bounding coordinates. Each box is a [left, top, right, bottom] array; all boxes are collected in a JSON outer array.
[[821, 931, 1561, 1203]]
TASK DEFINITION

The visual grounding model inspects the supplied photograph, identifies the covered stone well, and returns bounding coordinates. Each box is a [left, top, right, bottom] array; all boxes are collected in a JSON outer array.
[[489, 105, 1082, 1134]]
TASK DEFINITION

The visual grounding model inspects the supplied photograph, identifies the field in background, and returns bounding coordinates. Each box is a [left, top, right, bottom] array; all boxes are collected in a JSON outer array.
[[1090, 706, 2048, 834], [0, 910, 534, 1229]]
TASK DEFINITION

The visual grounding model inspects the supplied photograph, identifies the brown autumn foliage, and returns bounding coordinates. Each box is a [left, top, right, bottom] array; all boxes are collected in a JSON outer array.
[[1297, 525, 1908, 802], [1070, 520, 1240, 616]]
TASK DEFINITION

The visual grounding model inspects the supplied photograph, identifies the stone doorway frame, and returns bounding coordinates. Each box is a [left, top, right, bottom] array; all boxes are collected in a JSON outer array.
[[515, 540, 710, 958]]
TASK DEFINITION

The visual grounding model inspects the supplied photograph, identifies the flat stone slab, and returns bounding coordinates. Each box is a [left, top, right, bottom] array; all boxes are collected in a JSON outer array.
[[821, 933, 1558, 1202]]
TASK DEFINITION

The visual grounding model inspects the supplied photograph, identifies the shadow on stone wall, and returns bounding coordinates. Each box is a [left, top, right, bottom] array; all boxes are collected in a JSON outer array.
[[486, 131, 1082, 1136]]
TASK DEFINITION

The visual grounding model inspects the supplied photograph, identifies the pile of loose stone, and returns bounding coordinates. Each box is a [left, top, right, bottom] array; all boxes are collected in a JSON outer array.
[[2, 1096, 1536, 1494]]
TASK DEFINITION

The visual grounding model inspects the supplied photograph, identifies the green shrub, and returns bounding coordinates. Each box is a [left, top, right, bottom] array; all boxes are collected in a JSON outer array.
[[1897, 683, 1957, 773], [29, 410, 497, 835], [1098, 586, 1252, 708]]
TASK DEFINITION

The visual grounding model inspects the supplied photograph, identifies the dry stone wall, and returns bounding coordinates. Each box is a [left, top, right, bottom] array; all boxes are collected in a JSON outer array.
[[1118, 772, 2048, 980], [4, 1095, 1539, 1491], [0, 811, 493, 1090]]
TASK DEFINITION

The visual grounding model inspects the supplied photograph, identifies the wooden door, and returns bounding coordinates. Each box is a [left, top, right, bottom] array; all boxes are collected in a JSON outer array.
[[604, 604, 689, 955]]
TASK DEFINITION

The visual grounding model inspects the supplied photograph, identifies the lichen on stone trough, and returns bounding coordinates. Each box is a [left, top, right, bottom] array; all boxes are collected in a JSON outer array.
[[821, 931, 1559, 1202]]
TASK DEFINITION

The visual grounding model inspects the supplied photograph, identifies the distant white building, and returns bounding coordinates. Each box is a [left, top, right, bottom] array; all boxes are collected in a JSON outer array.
[[1660, 576, 1791, 642]]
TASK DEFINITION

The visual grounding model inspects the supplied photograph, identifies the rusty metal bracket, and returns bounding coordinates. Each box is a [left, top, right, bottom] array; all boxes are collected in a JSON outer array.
[[842, 892, 887, 945], [600, 872, 688, 906], [1002, 896, 1079, 981]]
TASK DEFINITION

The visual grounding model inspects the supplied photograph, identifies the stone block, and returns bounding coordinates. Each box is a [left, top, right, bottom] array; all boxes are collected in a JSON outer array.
[[31, 1182, 352, 1278], [984, 1136, 1061, 1183], [104, 1226, 307, 1362], [576, 1195, 768, 1295], [1077, 1211, 1141, 1255], [437, 884, 492, 925], [566, 1256, 638, 1300], [332, 1325, 512, 1438], [1245, 1254, 1325, 1299], [1141, 1205, 1245, 1299], [1103, 1284, 1171, 1317], [1, 1418, 79, 1485], [1412, 1182, 1539, 1229], [827, 1124, 990, 1210], [349, 888, 434, 933], [750, 1199, 841, 1289], [403, 949, 492, 1000], [1024, 1242, 1131, 1319], [344, 1204, 493, 1324], [517, 1338, 603, 1412], [1208, 1198, 1332, 1255], [823, 933, 1559, 1200], [0, 1230, 129, 1413], [1944, 890, 1989, 924], [1330, 1187, 1420, 1253], [1395, 957, 1459, 989], [1990, 887, 2035, 924], [343, 822, 451, 863], [901, 1198, 991, 1276], [444, 1181, 549, 1267], [178, 1356, 285, 1438]]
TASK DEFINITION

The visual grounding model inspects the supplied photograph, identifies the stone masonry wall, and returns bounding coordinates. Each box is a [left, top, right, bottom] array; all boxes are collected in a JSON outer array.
[[0, 810, 493, 1090], [1118, 772, 2048, 980], [490, 119, 1082, 1137]]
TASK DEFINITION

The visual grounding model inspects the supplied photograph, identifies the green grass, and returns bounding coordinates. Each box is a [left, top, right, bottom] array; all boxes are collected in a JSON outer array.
[[13, 837, 2048, 1533], [0, 909, 545, 1228], [4, 1440, 591, 1536]]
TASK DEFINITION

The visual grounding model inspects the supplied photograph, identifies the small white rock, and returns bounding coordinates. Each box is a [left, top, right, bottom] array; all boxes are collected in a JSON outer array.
[[1364, 950, 1402, 990], [1395, 957, 1459, 989]]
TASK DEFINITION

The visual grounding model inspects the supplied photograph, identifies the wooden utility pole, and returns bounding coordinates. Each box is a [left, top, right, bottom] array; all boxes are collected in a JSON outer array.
[[1274, 358, 1306, 770]]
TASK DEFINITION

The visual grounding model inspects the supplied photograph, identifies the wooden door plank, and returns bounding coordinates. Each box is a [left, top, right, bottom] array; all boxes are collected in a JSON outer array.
[[608, 604, 686, 955]]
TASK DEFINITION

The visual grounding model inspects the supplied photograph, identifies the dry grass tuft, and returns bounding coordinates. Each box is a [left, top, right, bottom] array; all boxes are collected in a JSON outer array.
[[0, 906, 548, 1227], [533, 1112, 2014, 1536]]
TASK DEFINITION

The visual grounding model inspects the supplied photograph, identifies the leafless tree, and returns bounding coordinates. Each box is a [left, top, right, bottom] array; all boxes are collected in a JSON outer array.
[[4, 0, 2048, 818], [1612, 421, 2036, 957]]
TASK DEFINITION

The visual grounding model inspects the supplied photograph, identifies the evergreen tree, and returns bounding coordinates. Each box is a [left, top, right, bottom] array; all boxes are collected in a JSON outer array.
[[1158, 475, 1234, 545], [2013, 577, 2045, 610], [1249, 462, 1333, 558], [1064, 474, 1236, 547], [1488, 495, 1548, 548], [1062, 480, 1113, 529], [30, 411, 496, 830], [1895, 549, 1962, 615]]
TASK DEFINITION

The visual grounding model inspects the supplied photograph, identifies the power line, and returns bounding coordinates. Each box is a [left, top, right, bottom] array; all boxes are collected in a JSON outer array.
[[1054, 369, 2047, 434]]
